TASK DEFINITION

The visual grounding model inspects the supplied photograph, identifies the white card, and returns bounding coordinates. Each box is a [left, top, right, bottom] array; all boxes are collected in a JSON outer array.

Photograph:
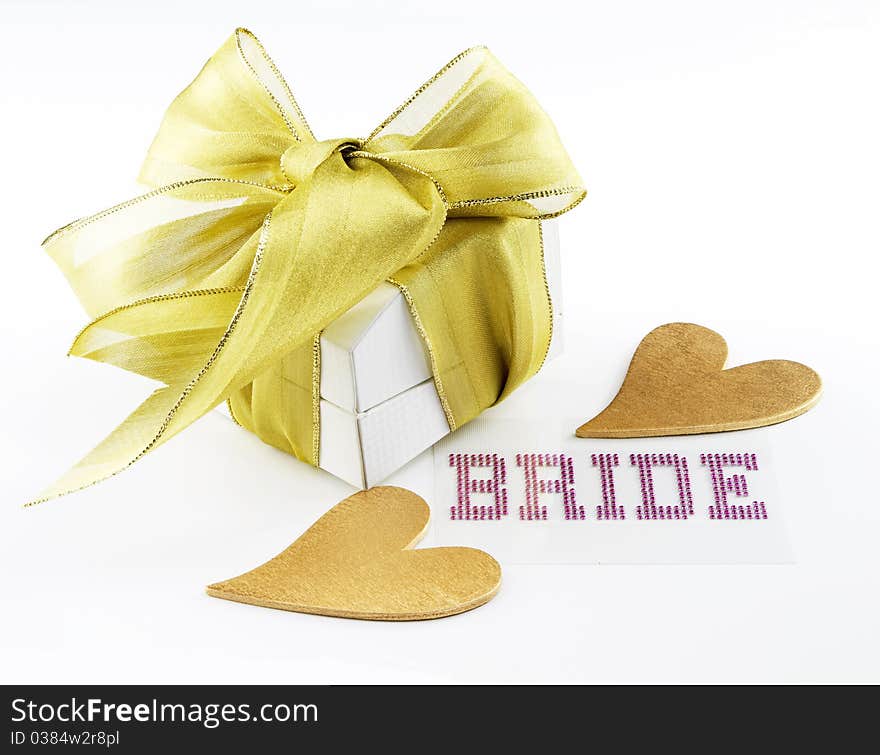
[[432, 418, 793, 564]]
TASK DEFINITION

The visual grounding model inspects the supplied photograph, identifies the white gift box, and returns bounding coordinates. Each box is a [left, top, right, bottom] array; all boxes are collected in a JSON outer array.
[[223, 222, 562, 488]]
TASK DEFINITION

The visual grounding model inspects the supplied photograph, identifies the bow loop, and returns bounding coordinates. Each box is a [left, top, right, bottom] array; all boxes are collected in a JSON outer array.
[[139, 28, 313, 187], [365, 45, 584, 218]]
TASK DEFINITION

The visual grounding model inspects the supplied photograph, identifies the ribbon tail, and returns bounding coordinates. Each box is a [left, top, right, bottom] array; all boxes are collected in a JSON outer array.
[[27, 386, 190, 506], [68, 287, 246, 384], [28, 213, 273, 507]]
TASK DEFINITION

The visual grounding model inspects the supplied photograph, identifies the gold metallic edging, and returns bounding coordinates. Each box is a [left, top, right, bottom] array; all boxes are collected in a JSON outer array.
[[365, 46, 489, 146], [311, 332, 322, 467], [68, 285, 246, 354], [386, 278, 456, 432], [406, 53, 487, 146], [235, 28, 315, 143], [534, 220, 554, 374], [448, 185, 586, 217], [42, 177, 288, 247], [225, 397, 242, 427]]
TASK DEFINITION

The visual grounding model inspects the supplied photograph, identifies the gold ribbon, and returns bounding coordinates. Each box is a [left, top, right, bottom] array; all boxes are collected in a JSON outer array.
[[32, 28, 584, 505]]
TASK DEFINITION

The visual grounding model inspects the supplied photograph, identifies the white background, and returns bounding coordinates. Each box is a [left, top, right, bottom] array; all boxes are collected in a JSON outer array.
[[1, 0, 878, 683]]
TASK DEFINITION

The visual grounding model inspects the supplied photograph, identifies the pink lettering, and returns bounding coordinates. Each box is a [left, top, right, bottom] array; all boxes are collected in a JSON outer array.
[[449, 452, 509, 520], [517, 453, 582, 521], [701, 452, 767, 520]]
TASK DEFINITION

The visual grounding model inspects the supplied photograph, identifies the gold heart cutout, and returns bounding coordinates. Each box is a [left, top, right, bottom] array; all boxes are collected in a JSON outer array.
[[207, 486, 501, 621], [576, 322, 821, 438]]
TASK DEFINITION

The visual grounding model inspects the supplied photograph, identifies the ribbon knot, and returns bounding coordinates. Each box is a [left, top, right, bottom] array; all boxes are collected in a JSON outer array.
[[280, 138, 363, 185], [32, 28, 584, 505]]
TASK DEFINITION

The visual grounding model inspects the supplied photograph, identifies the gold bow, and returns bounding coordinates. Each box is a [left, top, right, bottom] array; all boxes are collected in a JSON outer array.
[[32, 28, 584, 505]]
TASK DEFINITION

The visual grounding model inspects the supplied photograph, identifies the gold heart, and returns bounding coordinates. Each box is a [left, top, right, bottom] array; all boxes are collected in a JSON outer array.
[[207, 486, 501, 621], [576, 322, 821, 438]]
